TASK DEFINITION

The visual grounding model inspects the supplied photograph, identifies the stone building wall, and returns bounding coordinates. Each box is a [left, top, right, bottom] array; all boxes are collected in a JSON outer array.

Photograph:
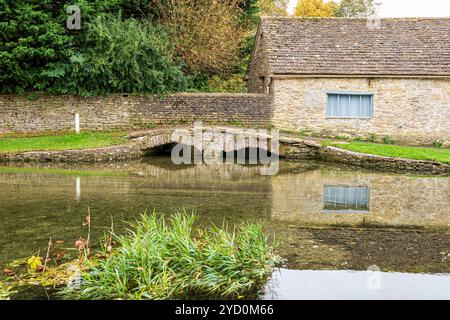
[[272, 78, 450, 145], [0, 93, 272, 133]]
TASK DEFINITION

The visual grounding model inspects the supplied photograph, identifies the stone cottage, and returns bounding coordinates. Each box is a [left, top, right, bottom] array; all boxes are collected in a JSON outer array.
[[246, 17, 450, 145]]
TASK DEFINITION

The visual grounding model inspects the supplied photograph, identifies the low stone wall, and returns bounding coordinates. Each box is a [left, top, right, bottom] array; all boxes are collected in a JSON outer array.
[[279, 138, 321, 160], [0, 93, 272, 133], [319, 146, 450, 175], [0, 145, 144, 163]]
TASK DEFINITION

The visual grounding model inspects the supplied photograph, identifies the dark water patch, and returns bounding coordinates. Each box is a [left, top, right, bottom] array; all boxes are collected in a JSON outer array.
[[274, 226, 450, 273]]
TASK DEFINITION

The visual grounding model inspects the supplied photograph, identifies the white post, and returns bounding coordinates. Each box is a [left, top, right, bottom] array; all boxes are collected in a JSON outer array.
[[75, 113, 80, 134], [75, 176, 81, 202]]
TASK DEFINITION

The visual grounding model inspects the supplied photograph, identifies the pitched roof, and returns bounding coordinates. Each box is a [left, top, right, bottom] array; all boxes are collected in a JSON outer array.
[[258, 17, 450, 76]]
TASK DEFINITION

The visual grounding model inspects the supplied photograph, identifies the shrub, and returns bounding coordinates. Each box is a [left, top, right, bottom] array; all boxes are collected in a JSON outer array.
[[433, 140, 444, 149], [366, 134, 378, 143], [382, 136, 398, 145], [61, 212, 282, 300], [203, 75, 247, 93], [334, 135, 351, 141]]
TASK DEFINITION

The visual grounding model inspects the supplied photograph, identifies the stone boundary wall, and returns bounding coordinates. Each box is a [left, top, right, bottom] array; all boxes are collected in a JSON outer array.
[[0, 93, 272, 133]]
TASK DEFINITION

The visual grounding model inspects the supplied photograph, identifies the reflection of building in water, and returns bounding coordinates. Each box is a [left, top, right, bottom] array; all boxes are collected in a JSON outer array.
[[1, 160, 448, 231], [323, 186, 369, 213], [271, 169, 450, 228]]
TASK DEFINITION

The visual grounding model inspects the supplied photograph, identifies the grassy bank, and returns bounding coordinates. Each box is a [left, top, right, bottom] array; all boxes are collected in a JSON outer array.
[[322, 140, 450, 164], [0, 131, 127, 153]]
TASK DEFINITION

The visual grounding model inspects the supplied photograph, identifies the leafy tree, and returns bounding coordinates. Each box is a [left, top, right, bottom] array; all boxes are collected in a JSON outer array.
[[335, 0, 380, 18], [152, 0, 247, 75], [204, 74, 247, 93], [257, 0, 289, 16], [0, 0, 192, 95], [294, 0, 336, 17], [61, 16, 192, 96], [293, 0, 379, 19], [239, 0, 261, 27]]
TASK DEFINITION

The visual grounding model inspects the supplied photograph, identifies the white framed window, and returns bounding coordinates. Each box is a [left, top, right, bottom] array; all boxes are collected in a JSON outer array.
[[326, 92, 373, 118]]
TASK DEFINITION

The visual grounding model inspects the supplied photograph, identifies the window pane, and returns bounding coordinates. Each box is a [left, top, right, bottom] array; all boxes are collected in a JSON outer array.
[[361, 95, 372, 117], [339, 94, 349, 116], [349, 95, 361, 117], [327, 94, 338, 116]]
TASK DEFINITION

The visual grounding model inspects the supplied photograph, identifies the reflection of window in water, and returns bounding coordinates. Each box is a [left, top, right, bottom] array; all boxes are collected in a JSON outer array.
[[323, 186, 369, 213]]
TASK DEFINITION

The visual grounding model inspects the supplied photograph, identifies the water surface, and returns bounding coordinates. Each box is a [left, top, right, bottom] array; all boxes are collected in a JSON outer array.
[[263, 269, 450, 300], [0, 158, 448, 274]]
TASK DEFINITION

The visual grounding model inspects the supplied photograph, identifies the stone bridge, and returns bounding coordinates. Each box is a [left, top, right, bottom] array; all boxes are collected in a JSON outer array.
[[126, 126, 321, 159], [125, 126, 450, 175]]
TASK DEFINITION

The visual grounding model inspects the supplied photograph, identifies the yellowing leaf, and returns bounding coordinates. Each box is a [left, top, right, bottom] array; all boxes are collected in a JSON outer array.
[[27, 256, 42, 271]]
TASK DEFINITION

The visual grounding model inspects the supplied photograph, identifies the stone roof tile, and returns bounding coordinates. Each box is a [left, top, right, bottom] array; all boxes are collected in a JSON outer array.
[[259, 17, 450, 76]]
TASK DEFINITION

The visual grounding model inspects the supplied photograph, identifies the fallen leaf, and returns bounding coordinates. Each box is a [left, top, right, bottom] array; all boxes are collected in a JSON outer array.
[[74, 239, 84, 249], [3, 269, 15, 276]]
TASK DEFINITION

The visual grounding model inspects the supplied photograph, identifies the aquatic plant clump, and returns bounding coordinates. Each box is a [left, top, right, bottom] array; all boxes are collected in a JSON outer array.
[[61, 213, 282, 300]]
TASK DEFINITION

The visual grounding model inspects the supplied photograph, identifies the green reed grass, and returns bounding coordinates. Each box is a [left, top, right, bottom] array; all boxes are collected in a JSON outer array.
[[61, 212, 282, 300]]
